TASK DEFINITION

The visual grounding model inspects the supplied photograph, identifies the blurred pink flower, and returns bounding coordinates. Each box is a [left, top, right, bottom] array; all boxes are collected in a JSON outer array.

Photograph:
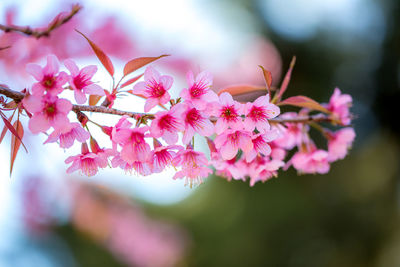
[[326, 88, 353, 125], [328, 127, 356, 162], [292, 149, 330, 174], [44, 122, 89, 148], [214, 129, 253, 160]]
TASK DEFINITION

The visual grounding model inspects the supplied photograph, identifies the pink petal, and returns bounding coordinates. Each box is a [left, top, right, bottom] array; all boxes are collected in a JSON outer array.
[[162, 131, 178, 145], [182, 127, 195, 144], [84, 84, 104, 95], [197, 119, 214, 137], [26, 64, 43, 81], [44, 55, 59, 75], [29, 114, 50, 134], [74, 89, 87, 104], [23, 94, 43, 113], [186, 70, 195, 86], [80, 65, 97, 79], [220, 144, 238, 160], [219, 92, 233, 106], [64, 59, 79, 76], [160, 75, 173, 90], [196, 71, 212, 85], [144, 98, 159, 112], [56, 98, 72, 113]]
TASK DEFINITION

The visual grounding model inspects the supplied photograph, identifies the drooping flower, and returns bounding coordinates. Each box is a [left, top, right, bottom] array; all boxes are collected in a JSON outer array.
[[44, 122, 90, 148], [214, 129, 253, 160], [133, 66, 172, 112], [65, 143, 111, 176], [248, 157, 284, 186], [23, 94, 72, 134], [327, 127, 356, 162], [150, 140, 182, 173], [150, 104, 185, 145], [64, 59, 105, 104], [172, 147, 212, 187], [326, 88, 352, 125], [181, 103, 214, 144], [212, 92, 245, 135], [291, 148, 330, 174], [112, 125, 151, 165], [180, 70, 218, 110], [244, 129, 279, 162], [111, 154, 152, 176], [244, 95, 280, 133], [26, 54, 68, 96], [273, 112, 306, 150]]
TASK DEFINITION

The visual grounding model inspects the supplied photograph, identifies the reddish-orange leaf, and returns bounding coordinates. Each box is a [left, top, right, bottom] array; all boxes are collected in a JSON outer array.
[[218, 84, 267, 96], [0, 112, 27, 151], [123, 55, 169, 77], [279, 95, 330, 113], [10, 120, 24, 175], [276, 56, 296, 101], [120, 73, 144, 89], [0, 113, 14, 144], [76, 30, 115, 77], [89, 94, 103, 106], [258, 65, 272, 91]]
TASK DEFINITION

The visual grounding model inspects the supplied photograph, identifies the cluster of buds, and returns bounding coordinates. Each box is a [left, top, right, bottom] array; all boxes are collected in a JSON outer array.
[[15, 50, 355, 187]]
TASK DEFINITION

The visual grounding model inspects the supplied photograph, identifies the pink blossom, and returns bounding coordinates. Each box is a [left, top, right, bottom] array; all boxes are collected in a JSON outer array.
[[180, 70, 218, 110], [150, 140, 182, 173], [65, 143, 111, 176], [292, 149, 330, 174], [44, 122, 89, 148], [248, 157, 284, 186], [64, 59, 105, 104], [150, 104, 185, 145], [23, 94, 72, 134], [244, 130, 279, 162], [214, 129, 253, 160], [173, 147, 212, 187], [244, 95, 280, 133], [272, 112, 307, 150], [111, 155, 152, 176], [133, 66, 172, 112], [327, 128, 356, 162], [112, 126, 151, 165], [212, 92, 245, 135], [213, 158, 246, 182], [181, 103, 214, 144], [326, 88, 352, 125], [26, 55, 67, 96]]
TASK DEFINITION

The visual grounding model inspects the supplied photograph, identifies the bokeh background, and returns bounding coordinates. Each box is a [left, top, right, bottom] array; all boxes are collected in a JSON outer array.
[[1, 0, 399, 266]]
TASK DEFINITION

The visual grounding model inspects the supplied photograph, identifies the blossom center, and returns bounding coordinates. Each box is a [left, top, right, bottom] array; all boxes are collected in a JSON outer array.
[[147, 80, 166, 98], [45, 103, 57, 118], [248, 106, 266, 121], [73, 73, 91, 90], [186, 108, 202, 127], [221, 105, 238, 121], [190, 83, 207, 98], [158, 114, 178, 131], [42, 75, 56, 89]]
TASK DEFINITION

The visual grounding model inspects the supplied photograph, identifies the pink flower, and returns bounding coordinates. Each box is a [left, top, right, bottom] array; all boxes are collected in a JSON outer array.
[[181, 103, 214, 144], [212, 92, 245, 135], [326, 88, 352, 125], [248, 157, 284, 186], [180, 70, 218, 110], [150, 140, 182, 173], [65, 143, 110, 176], [244, 130, 279, 162], [26, 55, 67, 96], [112, 125, 151, 165], [173, 147, 212, 187], [64, 59, 105, 104], [23, 94, 72, 134], [44, 122, 90, 148], [111, 155, 152, 176], [213, 158, 246, 182], [150, 104, 185, 145], [327, 127, 356, 162], [244, 95, 280, 133], [291, 149, 330, 174], [214, 129, 253, 160], [273, 112, 306, 150], [133, 66, 172, 112]]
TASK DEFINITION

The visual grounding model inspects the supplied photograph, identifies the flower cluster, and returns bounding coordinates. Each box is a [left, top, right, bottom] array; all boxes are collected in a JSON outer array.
[[13, 52, 355, 187]]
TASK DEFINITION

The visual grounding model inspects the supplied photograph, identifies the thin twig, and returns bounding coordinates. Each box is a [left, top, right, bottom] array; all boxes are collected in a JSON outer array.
[[0, 4, 82, 39]]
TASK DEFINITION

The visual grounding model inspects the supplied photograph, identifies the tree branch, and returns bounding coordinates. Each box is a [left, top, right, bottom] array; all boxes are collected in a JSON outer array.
[[0, 4, 82, 39], [0, 85, 332, 124]]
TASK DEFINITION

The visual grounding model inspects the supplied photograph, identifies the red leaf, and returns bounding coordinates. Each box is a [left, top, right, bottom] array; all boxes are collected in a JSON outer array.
[[0, 112, 27, 152], [123, 55, 169, 77], [0, 112, 14, 144], [258, 65, 272, 90], [276, 56, 296, 101], [218, 84, 267, 96], [89, 94, 103, 106], [76, 30, 115, 77], [279, 95, 330, 113], [120, 73, 144, 89], [10, 120, 24, 175]]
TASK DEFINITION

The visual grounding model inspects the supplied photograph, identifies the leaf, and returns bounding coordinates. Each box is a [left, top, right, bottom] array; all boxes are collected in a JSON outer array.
[[89, 95, 103, 106], [10, 120, 24, 175], [0, 112, 14, 144], [276, 56, 296, 101], [218, 84, 267, 96], [123, 55, 169, 77], [76, 30, 115, 77], [0, 112, 27, 152], [279, 95, 330, 113], [258, 65, 272, 90], [120, 73, 144, 89]]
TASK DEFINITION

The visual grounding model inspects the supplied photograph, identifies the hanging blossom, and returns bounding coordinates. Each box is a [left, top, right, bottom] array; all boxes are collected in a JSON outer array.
[[44, 122, 90, 148], [325, 87, 353, 125], [244, 95, 280, 133], [327, 128, 356, 162]]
